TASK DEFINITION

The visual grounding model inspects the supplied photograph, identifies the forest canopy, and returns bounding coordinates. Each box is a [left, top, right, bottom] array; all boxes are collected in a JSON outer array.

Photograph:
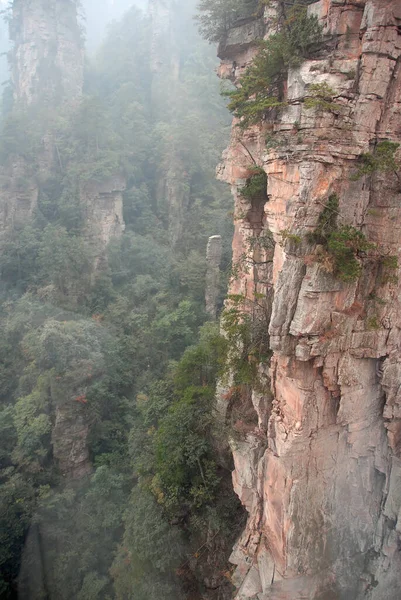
[[0, 2, 242, 599]]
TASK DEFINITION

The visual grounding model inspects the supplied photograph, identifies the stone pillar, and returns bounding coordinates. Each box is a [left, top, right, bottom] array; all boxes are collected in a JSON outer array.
[[10, 0, 84, 108]]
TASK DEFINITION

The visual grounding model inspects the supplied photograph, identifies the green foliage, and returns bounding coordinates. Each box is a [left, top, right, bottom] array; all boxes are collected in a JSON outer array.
[[0, 4, 239, 599], [112, 488, 184, 600], [224, 5, 322, 126], [304, 82, 341, 112], [380, 255, 398, 270], [13, 390, 52, 469], [196, 0, 260, 43], [129, 324, 226, 515], [366, 316, 380, 330], [0, 224, 93, 302], [327, 226, 374, 282], [378, 254, 399, 286], [54, 96, 124, 181], [114, 323, 242, 599], [279, 229, 302, 245], [352, 141, 400, 182], [18, 467, 130, 600], [0, 225, 42, 289], [308, 194, 375, 282], [307, 193, 339, 245], [239, 166, 268, 201], [0, 473, 35, 593], [154, 386, 218, 510], [38, 225, 93, 301], [0, 110, 42, 164], [221, 293, 271, 388], [174, 322, 226, 390]]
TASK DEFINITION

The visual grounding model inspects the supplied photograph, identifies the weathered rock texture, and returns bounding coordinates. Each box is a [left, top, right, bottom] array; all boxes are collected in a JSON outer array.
[[149, 0, 179, 78], [82, 174, 126, 266], [10, 0, 84, 107], [218, 1, 401, 598], [52, 403, 91, 480]]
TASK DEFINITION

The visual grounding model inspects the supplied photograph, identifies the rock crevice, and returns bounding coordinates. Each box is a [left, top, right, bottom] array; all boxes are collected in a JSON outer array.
[[218, 1, 401, 597]]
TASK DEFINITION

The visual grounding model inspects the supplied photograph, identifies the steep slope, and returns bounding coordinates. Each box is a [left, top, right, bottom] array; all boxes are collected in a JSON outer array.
[[10, 0, 83, 107], [216, 1, 401, 598]]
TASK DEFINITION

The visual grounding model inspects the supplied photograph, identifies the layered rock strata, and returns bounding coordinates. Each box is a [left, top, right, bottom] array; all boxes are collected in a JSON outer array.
[[218, 1, 401, 598]]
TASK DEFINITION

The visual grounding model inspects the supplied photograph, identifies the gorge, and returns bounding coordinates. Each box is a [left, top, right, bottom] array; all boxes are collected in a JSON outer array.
[[0, 1, 401, 599]]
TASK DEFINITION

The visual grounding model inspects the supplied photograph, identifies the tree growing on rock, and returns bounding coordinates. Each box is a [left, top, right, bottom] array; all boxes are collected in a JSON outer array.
[[196, 0, 260, 43]]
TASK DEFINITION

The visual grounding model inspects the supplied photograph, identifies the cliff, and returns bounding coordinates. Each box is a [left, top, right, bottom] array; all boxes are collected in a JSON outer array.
[[217, 1, 401, 598], [10, 0, 84, 107], [0, 0, 83, 231]]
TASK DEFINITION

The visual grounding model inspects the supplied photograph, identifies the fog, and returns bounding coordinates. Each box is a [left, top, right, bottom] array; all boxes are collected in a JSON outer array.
[[84, 0, 148, 51], [0, 0, 149, 85], [0, 1, 240, 598]]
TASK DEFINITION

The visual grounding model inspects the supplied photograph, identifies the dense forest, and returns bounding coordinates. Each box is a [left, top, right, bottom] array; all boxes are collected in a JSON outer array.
[[0, 1, 246, 598]]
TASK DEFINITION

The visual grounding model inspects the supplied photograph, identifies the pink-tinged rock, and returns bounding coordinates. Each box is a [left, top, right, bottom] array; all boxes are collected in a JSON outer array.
[[217, 0, 401, 597]]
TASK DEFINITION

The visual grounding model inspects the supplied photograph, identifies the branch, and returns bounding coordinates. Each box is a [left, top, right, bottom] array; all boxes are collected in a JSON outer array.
[[237, 139, 258, 166]]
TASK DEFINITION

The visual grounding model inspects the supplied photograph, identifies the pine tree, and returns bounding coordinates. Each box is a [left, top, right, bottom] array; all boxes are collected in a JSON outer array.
[[196, 0, 259, 43]]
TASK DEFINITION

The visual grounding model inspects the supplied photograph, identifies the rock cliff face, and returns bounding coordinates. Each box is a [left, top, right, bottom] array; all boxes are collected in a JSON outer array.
[[218, 1, 401, 598], [149, 0, 179, 77], [0, 0, 83, 229], [10, 0, 84, 107]]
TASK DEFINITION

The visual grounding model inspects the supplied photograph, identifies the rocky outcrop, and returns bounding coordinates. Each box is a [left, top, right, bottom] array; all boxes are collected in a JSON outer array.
[[52, 403, 91, 480], [218, 1, 401, 598], [2, 0, 125, 255], [149, 0, 179, 77], [0, 0, 84, 231], [149, 0, 198, 247], [10, 0, 84, 107], [81, 174, 126, 265], [0, 158, 39, 230]]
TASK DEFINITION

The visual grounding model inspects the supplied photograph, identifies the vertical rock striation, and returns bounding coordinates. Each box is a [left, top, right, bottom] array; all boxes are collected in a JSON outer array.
[[218, 1, 401, 598], [10, 0, 84, 108]]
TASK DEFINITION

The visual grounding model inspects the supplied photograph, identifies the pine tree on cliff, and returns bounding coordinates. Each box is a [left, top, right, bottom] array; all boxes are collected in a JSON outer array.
[[196, 0, 259, 43]]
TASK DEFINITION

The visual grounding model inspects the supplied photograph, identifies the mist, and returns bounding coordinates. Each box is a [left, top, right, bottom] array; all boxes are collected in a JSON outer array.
[[0, 0, 150, 86], [83, 0, 148, 51], [0, 1, 240, 598]]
